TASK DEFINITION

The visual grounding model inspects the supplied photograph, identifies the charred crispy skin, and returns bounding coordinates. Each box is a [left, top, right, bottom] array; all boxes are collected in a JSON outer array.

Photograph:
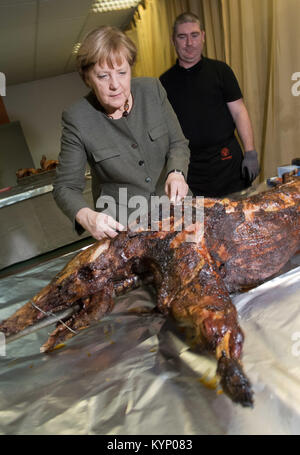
[[1, 177, 300, 407], [204, 178, 300, 292]]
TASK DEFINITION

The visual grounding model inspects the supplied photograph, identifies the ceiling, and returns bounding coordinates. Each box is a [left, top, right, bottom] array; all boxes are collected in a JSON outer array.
[[0, 0, 141, 86]]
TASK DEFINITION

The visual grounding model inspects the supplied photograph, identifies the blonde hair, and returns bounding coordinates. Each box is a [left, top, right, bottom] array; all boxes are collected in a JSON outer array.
[[77, 26, 137, 83]]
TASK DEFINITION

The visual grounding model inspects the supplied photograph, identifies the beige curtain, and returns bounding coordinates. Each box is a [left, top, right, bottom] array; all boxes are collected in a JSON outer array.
[[127, 0, 300, 180], [219, 0, 300, 179], [126, 0, 190, 78], [188, 0, 225, 61], [126, 0, 223, 76], [261, 0, 300, 178]]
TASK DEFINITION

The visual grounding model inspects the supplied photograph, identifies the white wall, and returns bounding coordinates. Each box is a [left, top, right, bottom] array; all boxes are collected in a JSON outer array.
[[3, 72, 88, 167]]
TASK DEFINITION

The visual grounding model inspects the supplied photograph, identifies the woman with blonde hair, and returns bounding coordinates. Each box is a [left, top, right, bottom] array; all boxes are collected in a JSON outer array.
[[53, 26, 190, 240]]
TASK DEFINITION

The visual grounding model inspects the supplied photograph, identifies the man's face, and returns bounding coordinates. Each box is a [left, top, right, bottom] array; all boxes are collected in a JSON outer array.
[[173, 22, 205, 68]]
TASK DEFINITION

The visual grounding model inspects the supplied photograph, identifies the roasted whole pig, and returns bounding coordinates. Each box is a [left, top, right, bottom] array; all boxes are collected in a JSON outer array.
[[1, 177, 300, 407]]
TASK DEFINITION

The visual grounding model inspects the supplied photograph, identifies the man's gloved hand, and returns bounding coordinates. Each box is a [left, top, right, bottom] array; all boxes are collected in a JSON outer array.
[[242, 150, 259, 182]]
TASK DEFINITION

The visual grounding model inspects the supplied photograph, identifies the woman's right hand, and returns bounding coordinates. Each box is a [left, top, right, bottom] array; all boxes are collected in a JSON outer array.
[[75, 207, 125, 241]]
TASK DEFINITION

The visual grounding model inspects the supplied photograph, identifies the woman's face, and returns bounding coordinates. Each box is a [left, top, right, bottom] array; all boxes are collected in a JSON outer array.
[[86, 56, 131, 115]]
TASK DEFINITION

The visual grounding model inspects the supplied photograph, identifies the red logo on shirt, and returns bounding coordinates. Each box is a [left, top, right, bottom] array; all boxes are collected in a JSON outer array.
[[220, 147, 232, 160]]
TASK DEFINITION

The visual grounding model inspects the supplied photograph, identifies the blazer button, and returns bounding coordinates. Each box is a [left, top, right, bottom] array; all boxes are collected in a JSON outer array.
[[131, 143, 138, 149], [138, 160, 144, 166], [145, 176, 152, 183]]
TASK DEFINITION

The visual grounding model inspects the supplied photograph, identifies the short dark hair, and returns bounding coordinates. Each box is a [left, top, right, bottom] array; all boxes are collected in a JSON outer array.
[[173, 12, 202, 38]]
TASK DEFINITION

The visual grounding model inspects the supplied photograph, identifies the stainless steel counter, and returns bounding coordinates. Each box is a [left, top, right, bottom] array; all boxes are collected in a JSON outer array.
[[0, 172, 93, 270]]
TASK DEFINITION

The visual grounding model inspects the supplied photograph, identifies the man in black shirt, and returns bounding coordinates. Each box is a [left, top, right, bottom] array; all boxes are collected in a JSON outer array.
[[160, 12, 259, 197]]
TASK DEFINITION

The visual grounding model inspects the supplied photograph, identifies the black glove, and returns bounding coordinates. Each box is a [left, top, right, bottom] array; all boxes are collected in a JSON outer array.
[[242, 150, 259, 182]]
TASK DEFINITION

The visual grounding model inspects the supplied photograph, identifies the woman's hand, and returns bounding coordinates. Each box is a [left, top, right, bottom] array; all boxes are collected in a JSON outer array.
[[165, 171, 189, 204], [76, 208, 125, 241]]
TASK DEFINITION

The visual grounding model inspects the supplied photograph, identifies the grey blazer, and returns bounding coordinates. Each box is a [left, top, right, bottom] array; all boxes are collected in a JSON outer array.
[[53, 77, 190, 231]]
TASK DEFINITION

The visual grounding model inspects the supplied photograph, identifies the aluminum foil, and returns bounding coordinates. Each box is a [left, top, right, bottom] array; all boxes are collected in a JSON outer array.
[[0, 247, 300, 435], [0, 184, 54, 208], [0, 170, 91, 209], [0, 172, 56, 209]]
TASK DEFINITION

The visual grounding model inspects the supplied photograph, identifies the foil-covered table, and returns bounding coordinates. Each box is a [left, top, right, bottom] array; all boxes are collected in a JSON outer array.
[[0, 245, 300, 435]]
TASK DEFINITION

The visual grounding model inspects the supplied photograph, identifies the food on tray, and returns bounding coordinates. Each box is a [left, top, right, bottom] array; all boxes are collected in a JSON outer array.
[[16, 167, 41, 178], [16, 155, 59, 178], [39, 155, 59, 171], [1, 176, 300, 407]]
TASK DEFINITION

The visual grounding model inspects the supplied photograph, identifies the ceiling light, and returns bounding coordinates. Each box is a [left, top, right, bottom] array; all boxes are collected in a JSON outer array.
[[72, 42, 82, 55], [91, 0, 141, 13], [73, 1, 141, 54]]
